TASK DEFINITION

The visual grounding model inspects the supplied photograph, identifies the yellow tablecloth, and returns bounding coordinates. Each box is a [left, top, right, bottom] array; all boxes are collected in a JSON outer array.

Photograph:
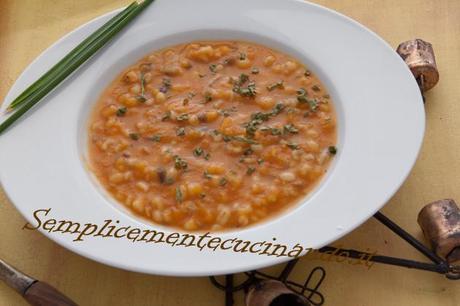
[[1, 0, 459, 305]]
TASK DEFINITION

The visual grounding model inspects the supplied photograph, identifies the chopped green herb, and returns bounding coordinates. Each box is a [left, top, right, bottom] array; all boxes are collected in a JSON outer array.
[[161, 111, 172, 121], [193, 147, 203, 157], [129, 133, 139, 141], [312, 85, 321, 92], [328, 146, 337, 155], [223, 135, 232, 142], [203, 170, 212, 179], [297, 88, 308, 103], [246, 167, 256, 175], [219, 177, 228, 186], [136, 72, 146, 102], [304, 70, 311, 77], [136, 95, 147, 103], [149, 135, 161, 142], [116, 107, 127, 117], [239, 52, 247, 60], [238, 73, 249, 85], [198, 73, 206, 78], [287, 143, 300, 150], [176, 127, 186, 136], [209, 64, 218, 73], [243, 148, 253, 156], [204, 153, 211, 160], [283, 124, 299, 134], [251, 67, 260, 74], [297, 88, 318, 112], [176, 113, 189, 121], [257, 158, 264, 165], [204, 91, 213, 103], [173, 155, 188, 170], [267, 80, 284, 91], [270, 128, 283, 136], [175, 186, 183, 203], [232, 135, 258, 144]]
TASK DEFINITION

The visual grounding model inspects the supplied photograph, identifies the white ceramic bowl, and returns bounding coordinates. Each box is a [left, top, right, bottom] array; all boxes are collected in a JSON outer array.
[[0, 0, 424, 276]]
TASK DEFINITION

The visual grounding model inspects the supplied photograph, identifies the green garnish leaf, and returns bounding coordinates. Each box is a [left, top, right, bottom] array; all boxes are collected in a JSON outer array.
[[209, 64, 218, 73], [328, 146, 337, 155], [246, 167, 256, 175], [176, 127, 186, 136], [267, 80, 284, 91], [287, 143, 299, 150], [193, 147, 203, 157], [149, 135, 161, 142], [129, 133, 139, 141], [219, 177, 228, 186], [312, 85, 321, 92], [204, 91, 213, 103], [116, 107, 127, 117], [176, 113, 189, 121], [173, 155, 188, 170], [283, 124, 299, 134], [203, 170, 212, 179], [251, 67, 260, 74], [161, 111, 172, 121]]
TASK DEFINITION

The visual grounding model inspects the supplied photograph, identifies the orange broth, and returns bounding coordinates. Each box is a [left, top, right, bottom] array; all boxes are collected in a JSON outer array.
[[88, 41, 337, 231]]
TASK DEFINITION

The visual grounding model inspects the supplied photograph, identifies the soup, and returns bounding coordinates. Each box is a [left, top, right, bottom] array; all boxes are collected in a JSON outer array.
[[88, 41, 337, 231]]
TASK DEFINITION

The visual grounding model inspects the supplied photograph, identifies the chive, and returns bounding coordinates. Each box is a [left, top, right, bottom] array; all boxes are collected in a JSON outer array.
[[116, 107, 127, 117], [175, 186, 183, 203], [304, 70, 311, 77], [328, 146, 338, 155], [204, 153, 211, 160], [1, 0, 155, 135], [138, 71, 146, 100], [251, 67, 259, 74], [287, 143, 299, 150], [257, 158, 264, 165], [239, 52, 247, 60], [5, 1, 140, 111]]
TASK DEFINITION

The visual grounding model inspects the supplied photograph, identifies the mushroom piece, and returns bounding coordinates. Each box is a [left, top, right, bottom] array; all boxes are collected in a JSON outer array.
[[245, 280, 310, 306], [396, 39, 439, 91], [417, 199, 460, 263]]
